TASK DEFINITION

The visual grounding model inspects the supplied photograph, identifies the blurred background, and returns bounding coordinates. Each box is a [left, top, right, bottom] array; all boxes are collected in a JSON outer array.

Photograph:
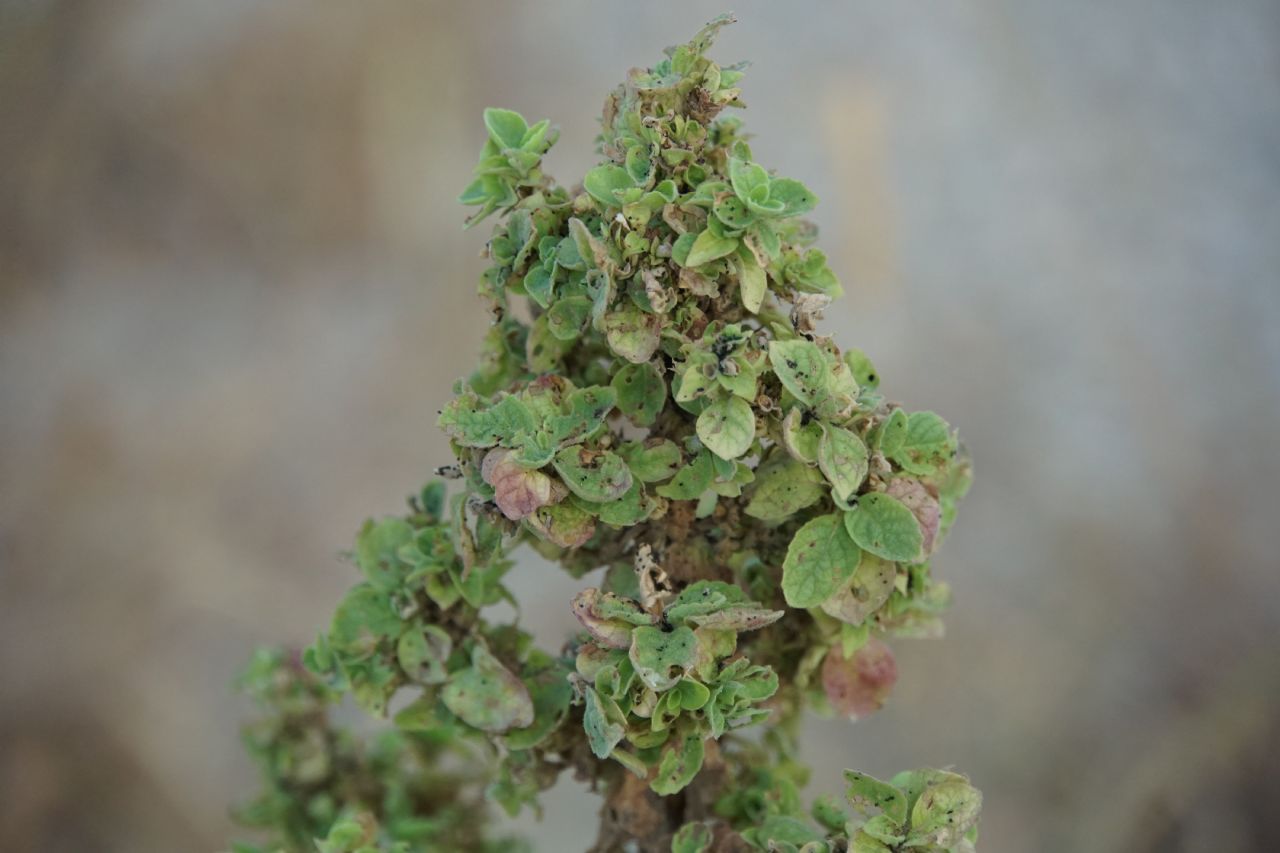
[[3, 1, 1279, 850]]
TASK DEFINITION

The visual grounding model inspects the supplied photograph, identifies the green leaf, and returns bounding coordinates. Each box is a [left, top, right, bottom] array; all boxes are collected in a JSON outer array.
[[582, 684, 626, 759], [768, 339, 827, 406], [781, 406, 823, 463], [590, 480, 657, 526], [877, 408, 907, 456], [820, 553, 896, 626], [611, 362, 666, 426], [505, 663, 573, 750], [655, 450, 715, 500], [684, 228, 738, 267], [905, 773, 982, 849], [695, 396, 756, 460], [818, 423, 869, 503], [442, 644, 534, 733], [729, 157, 770, 203], [736, 245, 767, 313], [545, 296, 592, 341], [523, 263, 555, 308], [845, 347, 880, 389], [603, 306, 662, 363], [618, 438, 682, 483], [583, 164, 635, 207], [714, 195, 756, 230], [650, 732, 706, 795], [629, 625, 697, 691], [553, 447, 633, 503], [483, 107, 527, 149], [396, 624, 452, 685], [438, 393, 535, 448], [572, 588, 648, 649], [890, 411, 955, 475], [671, 821, 714, 853], [526, 500, 596, 549], [745, 454, 825, 520], [767, 177, 817, 218], [354, 518, 414, 592], [901, 768, 977, 845], [330, 585, 401, 656], [845, 770, 908, 823], [781, 514, 862, 608], [843, 493, 923, 562]]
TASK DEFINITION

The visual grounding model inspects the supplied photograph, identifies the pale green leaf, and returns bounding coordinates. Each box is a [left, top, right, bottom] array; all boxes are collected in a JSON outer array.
[[781, 514, 862, 608], [818, 423, 869, 503], [843, 493, 923, 562], [696, 396, 756, 460], [769, 339, 827, 406]]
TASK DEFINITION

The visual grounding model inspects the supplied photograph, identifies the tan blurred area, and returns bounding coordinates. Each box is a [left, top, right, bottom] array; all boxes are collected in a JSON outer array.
[[2, 2, 1279, 851]]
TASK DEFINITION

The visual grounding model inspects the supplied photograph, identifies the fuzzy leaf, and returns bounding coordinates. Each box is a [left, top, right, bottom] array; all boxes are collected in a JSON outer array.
[[906, 774, 982, 849], [820, 553, 896, 626], [745, 455, 825, 520], [438, 393, 534, 448], [611, 362, 666, 426], [769, 339, 827, 407], [572, 588, 645, 649], [583, 164, 635, 207], [818, 423, 869, 503], [890, 411, 954, 475], [582, 684, 626, 758], [553, 447, 633, 503], [604, 306, 662, 363], [650, 732, 706, 795], [843, 493, 924, 563], [782, 513, 862, 608], [736, 245, 767, 313], [442, 644, 535, 733], [696, 395, 756, 460], [877, 408, 907, 456], [396, 624, 452, 685], [483, 107, 528, 149], [885, 478, 941, 557], [629, 625, 697, 691], [481, 449, 554, 521], [845, 770, 908, 824], [505, 664, 573, 750], [526, 500, 596, 548], [821, 637, 897, 720], [781, 406, 823, 463], [354, 518, 414, 592], [618, 438, 682, 483], [684, 228, 738, 267], [655, 450, 715, 500]]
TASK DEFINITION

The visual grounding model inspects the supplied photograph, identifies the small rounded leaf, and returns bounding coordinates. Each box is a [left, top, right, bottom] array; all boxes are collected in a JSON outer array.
[[843, 493, 924, 563], [696, 396, 756, 460], [782, 513, 862, 608]]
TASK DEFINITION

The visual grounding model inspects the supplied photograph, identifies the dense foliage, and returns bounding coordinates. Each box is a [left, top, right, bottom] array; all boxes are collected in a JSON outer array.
[[233, 16, 981, 853]]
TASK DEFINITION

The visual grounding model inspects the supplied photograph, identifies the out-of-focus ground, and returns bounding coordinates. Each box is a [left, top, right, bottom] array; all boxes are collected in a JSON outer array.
[[2, 1, 1279, 851]]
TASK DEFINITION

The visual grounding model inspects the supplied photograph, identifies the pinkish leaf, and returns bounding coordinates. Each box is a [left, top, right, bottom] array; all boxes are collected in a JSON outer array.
[[481, 448, 554, 521], [886, 478, 941, 556], [821, 637, 898, 720]]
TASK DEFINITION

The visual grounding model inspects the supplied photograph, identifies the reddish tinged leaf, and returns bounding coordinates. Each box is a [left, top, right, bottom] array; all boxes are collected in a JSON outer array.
[[481, 449, 554, 521], [571, 588, 642, 649], [821, 637, 898, 720], [886, 478, 941, 556]]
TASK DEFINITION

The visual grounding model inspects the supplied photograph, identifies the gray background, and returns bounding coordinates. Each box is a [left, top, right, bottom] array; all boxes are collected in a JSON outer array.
[[3, 1, 1279, 851]]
